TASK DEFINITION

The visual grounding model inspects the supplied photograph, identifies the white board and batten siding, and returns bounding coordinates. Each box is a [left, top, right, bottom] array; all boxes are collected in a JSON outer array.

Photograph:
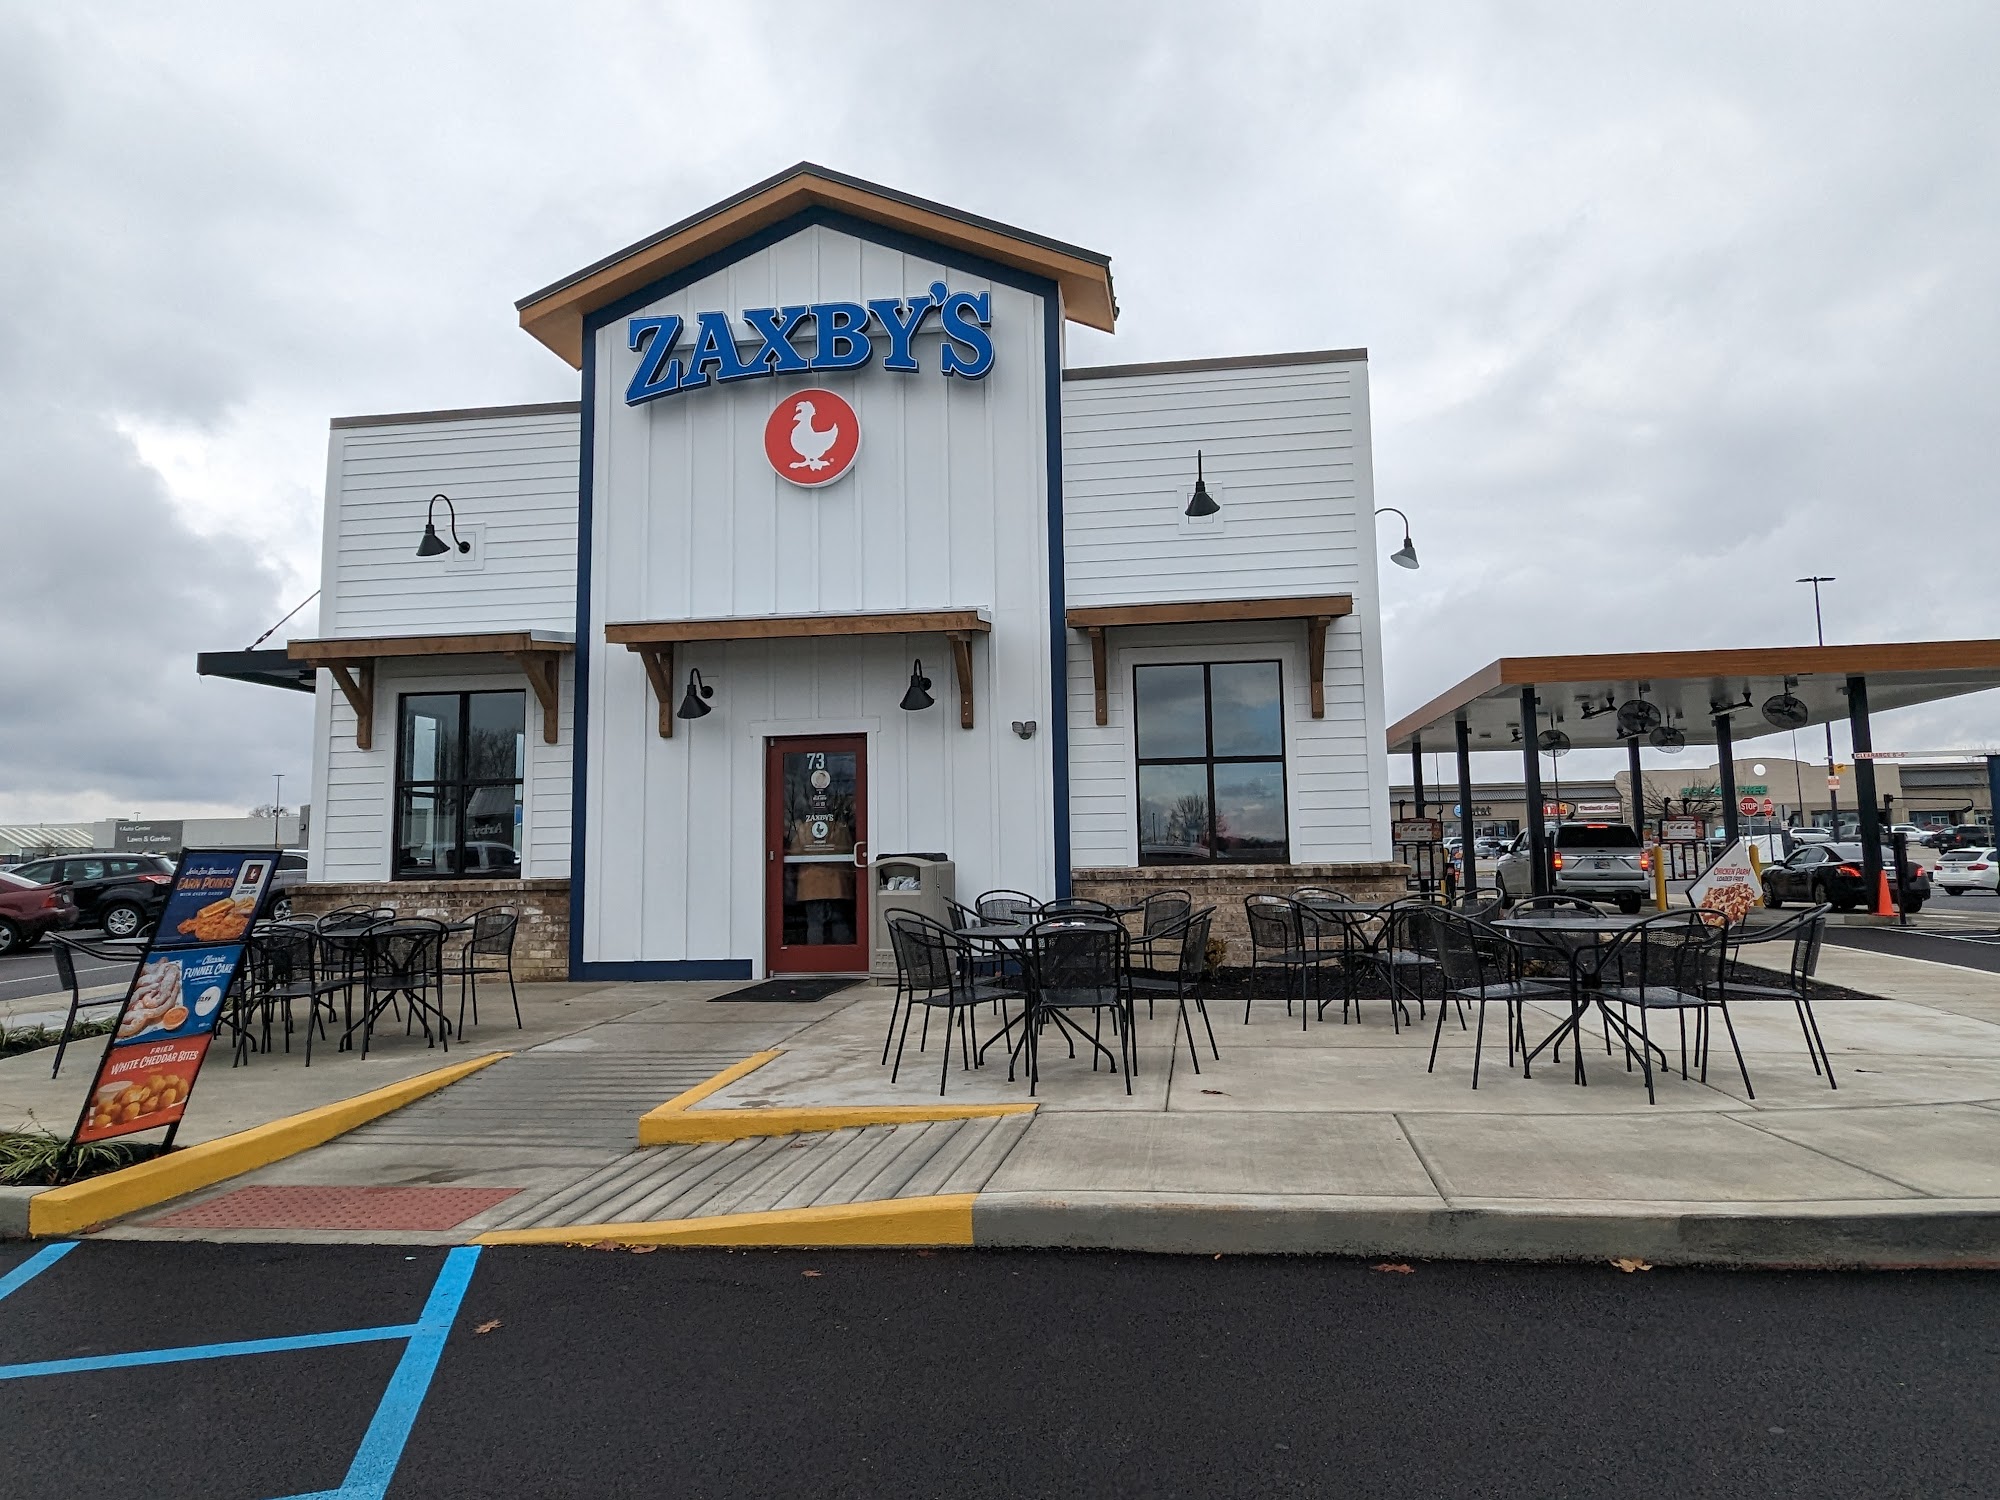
[[580, 222, 1058, 970], [1059, 354, 1391, 865], [308, 406, 582, 883]]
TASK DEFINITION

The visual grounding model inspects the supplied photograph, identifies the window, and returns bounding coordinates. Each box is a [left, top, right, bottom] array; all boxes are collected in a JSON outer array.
[[1133, 661, 1288, 864], [395, 691, 525, 880]]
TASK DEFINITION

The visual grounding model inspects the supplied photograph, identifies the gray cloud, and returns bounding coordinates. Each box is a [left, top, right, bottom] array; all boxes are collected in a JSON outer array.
[[4, 2, 1997, 819]]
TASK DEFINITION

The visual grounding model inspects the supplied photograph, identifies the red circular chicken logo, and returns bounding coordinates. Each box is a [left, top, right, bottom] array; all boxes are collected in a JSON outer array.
[[764, 388, 860, 487]]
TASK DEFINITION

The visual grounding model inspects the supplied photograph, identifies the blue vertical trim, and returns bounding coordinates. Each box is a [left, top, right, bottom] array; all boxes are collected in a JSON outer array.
[[0, 1241, 76, 1304], [568, 331, 598, 979], [326, 1245, 481, 1499], [1043, 296, 1071, 899]]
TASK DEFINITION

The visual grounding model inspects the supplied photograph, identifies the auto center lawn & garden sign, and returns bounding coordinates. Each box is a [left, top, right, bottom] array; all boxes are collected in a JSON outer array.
[[69, 850, 276, 1146]]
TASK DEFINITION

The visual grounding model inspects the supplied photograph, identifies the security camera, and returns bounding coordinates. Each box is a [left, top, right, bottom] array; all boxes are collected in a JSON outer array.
[[1011, 720, 1036, 740]]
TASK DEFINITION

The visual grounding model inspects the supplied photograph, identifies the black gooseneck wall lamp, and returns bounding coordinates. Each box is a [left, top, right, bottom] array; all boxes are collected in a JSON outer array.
[[416, 493, 471, 558], [899, 660, 934, 712], [1184, 451, 1220, 518], [676, 668, 714, 721], [1374, 507, 1419, 569]]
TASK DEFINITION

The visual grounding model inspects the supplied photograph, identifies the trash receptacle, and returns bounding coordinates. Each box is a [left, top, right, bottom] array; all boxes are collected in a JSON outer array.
[[871, 853, 954, 977]]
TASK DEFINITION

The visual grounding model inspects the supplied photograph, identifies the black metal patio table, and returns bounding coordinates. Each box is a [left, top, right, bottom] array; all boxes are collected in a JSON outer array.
[[1491, 913, 1655, 1083]]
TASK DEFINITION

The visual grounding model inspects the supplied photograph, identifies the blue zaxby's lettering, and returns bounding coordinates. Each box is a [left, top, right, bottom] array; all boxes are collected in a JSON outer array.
[[624, 282, 994, 406]]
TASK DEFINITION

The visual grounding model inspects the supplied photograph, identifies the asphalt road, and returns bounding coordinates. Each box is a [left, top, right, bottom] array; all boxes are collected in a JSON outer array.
[[2, 1242, 1995, 1499]]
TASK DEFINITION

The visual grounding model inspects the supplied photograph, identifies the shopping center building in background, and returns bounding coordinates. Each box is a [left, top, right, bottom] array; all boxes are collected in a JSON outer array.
[[206, 166, 1398, 979]]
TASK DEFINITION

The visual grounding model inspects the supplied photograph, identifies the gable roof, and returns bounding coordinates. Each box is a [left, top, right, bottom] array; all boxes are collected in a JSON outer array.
[[516, 163, 1117, 368]]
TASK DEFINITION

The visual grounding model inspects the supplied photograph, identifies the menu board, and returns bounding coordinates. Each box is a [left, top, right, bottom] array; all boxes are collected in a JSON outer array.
[[70, 850, 277, 1146]]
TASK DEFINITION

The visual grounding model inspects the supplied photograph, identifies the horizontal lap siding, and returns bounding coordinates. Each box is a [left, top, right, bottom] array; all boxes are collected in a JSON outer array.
[[331, 413, 580, 636], [1059, 358, 1389, 865]]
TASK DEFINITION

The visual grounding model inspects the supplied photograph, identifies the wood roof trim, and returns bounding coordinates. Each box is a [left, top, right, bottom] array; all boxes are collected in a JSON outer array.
[[288, 633, 575, 662], [1065, 596, 1354, 629], [517, 164, 1116, 367], [605, 610, 992, 644]]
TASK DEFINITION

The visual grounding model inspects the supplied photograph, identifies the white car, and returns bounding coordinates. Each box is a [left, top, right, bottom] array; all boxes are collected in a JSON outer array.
[[1933, 847, 1999, 896]]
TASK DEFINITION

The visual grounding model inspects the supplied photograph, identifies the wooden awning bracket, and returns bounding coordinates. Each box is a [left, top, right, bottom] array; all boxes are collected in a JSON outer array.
[[1306, 616, 1331, 719], [1086, 628, 1108, 726], [512, 651, 565, 745], [632, 643, 677, 739], [326, 661, 375, 751], [947, 631, 976, 729]]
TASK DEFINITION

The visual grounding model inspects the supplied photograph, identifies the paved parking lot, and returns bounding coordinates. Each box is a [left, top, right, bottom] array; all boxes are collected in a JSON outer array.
[[2, 1238, 1996, 1500]]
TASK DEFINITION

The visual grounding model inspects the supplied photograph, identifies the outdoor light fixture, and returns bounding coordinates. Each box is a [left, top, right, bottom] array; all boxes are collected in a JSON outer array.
[[1374, 507, 1419, 569], [676, 668, 713, 721], [415, 493, 470, 558], [1011, 720, 1038, 740], [899, 660, 934, 712], [1184, 451, 1220, 517]]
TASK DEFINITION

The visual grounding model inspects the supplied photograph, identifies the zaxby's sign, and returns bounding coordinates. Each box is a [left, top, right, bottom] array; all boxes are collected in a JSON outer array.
[[624, 282, 995, 406]]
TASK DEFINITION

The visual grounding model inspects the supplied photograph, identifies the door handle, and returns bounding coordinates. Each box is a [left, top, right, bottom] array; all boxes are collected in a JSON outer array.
[[853, 841, 868, 869]]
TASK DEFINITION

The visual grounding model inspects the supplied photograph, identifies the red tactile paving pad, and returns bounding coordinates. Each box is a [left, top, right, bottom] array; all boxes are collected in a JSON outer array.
[[148, 1184, 521, 1231]]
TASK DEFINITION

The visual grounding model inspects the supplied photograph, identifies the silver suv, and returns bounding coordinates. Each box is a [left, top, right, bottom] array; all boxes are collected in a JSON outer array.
[[1496, 822, 1649, 913]]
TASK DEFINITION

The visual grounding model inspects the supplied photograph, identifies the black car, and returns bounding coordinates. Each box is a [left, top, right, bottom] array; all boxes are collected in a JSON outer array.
[[4, 852, 176, 938], [1762, 841, 1929, 914]]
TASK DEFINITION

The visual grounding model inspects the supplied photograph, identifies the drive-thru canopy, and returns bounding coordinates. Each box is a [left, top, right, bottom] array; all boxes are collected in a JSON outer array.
[[1387, 639, 2000, 899]]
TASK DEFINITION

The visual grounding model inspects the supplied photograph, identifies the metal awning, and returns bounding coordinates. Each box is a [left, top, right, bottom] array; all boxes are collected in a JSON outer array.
[[1065, 594, 1354, 726], [1389, 640, 2000, 755], [287, 631, 576, 749], [604, 610, 992, 736], [196, 649, 317, 694]]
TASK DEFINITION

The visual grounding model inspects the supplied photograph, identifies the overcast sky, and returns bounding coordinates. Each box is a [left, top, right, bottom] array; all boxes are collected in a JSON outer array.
[[4, 3, 1997, 823]]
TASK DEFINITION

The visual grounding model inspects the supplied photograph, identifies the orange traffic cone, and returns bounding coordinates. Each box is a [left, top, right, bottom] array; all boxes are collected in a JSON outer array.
[[1875, 868, 1896, 917]]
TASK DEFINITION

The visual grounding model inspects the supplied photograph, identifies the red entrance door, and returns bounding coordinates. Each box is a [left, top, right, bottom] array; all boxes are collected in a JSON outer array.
[[765, 736, 869, 973]]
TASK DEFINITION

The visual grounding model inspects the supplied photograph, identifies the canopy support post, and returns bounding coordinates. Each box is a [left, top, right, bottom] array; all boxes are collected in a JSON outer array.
[[1455, 717, 1476, 900], [1716, 711, 1738, 845], [1849, 675, 1884, 899], [1522, 686, 1548, 898]]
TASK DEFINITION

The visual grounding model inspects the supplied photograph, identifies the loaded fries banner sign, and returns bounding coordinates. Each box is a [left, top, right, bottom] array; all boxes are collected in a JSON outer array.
[[70, 850, 276, 1145]]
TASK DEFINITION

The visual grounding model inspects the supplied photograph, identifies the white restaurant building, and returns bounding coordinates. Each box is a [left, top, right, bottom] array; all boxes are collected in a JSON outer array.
[[212, 167, 1402, 979]]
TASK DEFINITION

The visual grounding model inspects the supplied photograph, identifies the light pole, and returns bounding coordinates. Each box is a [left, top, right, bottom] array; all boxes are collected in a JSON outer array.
[[1797, 576, 1839, 831], [272, 774, 284, 850]]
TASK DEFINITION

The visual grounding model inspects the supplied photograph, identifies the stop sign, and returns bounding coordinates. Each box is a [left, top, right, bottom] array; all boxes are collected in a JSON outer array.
[[1759, 797, 1775, 816], [1739, 795, 1759, 816]]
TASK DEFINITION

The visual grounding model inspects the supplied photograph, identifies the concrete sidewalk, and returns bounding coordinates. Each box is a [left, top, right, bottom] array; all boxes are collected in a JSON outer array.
[[90, 945, 2000, 1264]]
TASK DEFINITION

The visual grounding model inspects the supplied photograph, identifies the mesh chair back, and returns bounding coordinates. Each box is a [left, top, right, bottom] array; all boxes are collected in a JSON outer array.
[[1171, 907, 1214, 980], [469, 908, 518, 957], [1596, 910, 1725, 994], [976, 890, 1041, 924], [1244, 895, 1302, 958], [253, 923, 316, 988], [1029, 918, 1124, 1004], [1141, 891, 1192, 937], [888, 912, 958, 991], [1293, 886, 1351, 905], [1039, 898, 1116, 919], [1428, 910, 1486, 990]]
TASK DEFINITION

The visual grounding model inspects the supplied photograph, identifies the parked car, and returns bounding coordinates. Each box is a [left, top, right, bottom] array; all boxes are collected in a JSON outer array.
[[1938, 824, 1997, 853], [1496, 822, 1651, 913], [4, 852, 175, 938], [0, 870, 79, 955], [1762, 841, 1930, 913], [264, 849, 310, 919], [1473, 836, 1510, 860], [1933, 847, 1999, 897]]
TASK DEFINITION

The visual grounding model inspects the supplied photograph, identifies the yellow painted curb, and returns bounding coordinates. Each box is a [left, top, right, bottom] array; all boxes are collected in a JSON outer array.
[[636, 1050, 1034, 1144], [474, 1193, 975, 1247], [28, 1051, 508, 1237]]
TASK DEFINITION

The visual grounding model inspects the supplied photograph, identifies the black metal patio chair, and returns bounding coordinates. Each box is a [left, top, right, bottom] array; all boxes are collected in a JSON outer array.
[[241, 922, 348, 1066], [885, 912, 1021, 1095], [1128, 889, 1192, 971], [1125, 907, 1220, 1072], [1581, 909, 1743, 1104], [1243, 894, 1344, 1030], [1722, 904, 1836, 1087], [1023, 916, 1135, 1095], [440, 907, 523, 1033], [1427, 910, 1570, 1088], [975, 889, 1042, 925], [355, 920, 451, 1059], [45, 935, 138, 1079]]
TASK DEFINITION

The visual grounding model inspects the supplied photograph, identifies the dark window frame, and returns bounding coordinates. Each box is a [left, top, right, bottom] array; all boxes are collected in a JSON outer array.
[[1133, 660, 1290, 865], [393, 690, 526, 881]]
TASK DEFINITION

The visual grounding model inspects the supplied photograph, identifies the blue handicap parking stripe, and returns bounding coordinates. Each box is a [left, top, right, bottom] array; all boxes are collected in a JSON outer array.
[[0, 1323, 421, 1381], [0, 1241, 78, 1304], [271, 1245, 484, 1500]]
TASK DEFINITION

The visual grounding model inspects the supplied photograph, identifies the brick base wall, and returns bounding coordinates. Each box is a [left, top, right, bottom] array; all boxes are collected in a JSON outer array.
[[286, 879, 570, 980], [1072, 863, 1409, 964]]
